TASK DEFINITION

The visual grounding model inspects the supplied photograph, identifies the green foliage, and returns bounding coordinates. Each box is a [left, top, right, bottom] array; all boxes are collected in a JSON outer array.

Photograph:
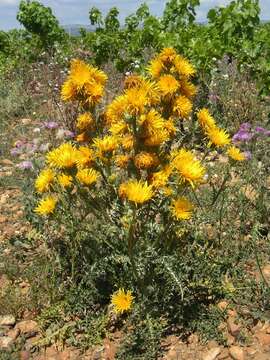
[[163, 0, 200, 29], [17, 0, 65, 49], [0, 31, 9, 53]]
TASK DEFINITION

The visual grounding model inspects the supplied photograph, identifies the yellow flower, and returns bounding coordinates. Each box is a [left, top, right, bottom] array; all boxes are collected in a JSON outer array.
[[61, 79, 77, 102], [144, 130, 169, 147], [139, 79, 160, 105], [171, 197, 193, 220], [172, 149, 205, 187], [139, 109, 164, 136], [76, 146, 94, 168], [69, 59, 92, 89], [35, 196, 57, 216], [46, 143, 78, 169], [147, 58, 164, 78], [115, 154, 131, 168], [158, 47, 177, 65], [158, 75, 179, 98], [76, 113, 94, 131], [120, 180, 153, 204], [58, 173, 72, 188], [121, 134, 134, 150], [180, 78, 197, 98], [76, 168, 99, 186], [124, 74, 144, 89], [109, 121, 128, 136], [111, 288, 134, 314], [35, 168, 55, 193], [105, 95, 127, 125], [88, 66, 107, 86], [173, 54, 196, 78], [151, 167, 171, 188], [173, 95, 193, 119], [83, 81, 104, 105], [197, 108, 216, 130], [227, 146, 246, 161], [206, 126, 231, 147], [164, 119, 177, 136], [125, 88, 148, 115], [134, 151, 159, 169], [93, 135, 119, 156]]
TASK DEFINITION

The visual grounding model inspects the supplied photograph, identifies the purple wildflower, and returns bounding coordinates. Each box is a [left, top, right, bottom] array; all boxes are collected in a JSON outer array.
[[232, 130, 253, 143], [17, 161, 34, 170], [43, 121, 59, 129], [239, 122, 251, 131], [64, 130, 75, 139], [255, 126, 266, 134], [244, 151, 252, 160]]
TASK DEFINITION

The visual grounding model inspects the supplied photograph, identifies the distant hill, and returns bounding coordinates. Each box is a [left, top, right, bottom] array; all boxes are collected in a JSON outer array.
[[63, 24, 95, 36], [63, 20, 270, 36]]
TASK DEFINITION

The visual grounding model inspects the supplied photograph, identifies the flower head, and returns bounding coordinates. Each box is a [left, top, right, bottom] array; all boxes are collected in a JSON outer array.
[[227, 146, 246, 161], [158, 75, 179, 98], [58, 173, 73, 188], [111, 288, 134, 314], [172, 149, 205, 187], [197, 108, 216, 130], [134, 151, 159, 169], [173, 95, 192, 119], [173, 54, 196, 78], [206, 126, 231, 147], [76, 113, 94, 131], [119, 180, 153, 204], [47, 143, 78, 169], [35, 196, 57, 216], [76, 168, 99, 186], [171, 197, 193, 220], [35, 168, 55, 193]]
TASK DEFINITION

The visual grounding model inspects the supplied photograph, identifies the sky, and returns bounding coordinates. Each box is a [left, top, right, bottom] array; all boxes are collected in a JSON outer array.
[[0, 0, 269, 31]]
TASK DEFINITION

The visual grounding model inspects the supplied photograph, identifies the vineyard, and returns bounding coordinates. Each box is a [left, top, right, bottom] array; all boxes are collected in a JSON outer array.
[[0, 1, 270, 359]]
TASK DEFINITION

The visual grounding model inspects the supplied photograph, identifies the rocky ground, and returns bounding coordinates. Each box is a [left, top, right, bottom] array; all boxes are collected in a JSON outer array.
[[1, 119, 270, 359]]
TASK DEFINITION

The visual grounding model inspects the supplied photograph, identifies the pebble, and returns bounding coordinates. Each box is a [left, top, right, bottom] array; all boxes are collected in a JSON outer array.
[[0, 315, 16, 326], [202, 347, 221, 360], [229, 346, 245, 360], [255, 332, 270, 346], [227, 317, 241, 336], [0, 336, 13, 349]]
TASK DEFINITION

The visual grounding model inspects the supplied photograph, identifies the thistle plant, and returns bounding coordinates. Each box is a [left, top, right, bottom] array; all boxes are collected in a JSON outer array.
[[33, 48, 248, 298]]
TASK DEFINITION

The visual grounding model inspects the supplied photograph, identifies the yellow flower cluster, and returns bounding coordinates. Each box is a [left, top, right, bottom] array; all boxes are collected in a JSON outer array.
[[34, 49, 244, 221], [197, 108, 247, 159]]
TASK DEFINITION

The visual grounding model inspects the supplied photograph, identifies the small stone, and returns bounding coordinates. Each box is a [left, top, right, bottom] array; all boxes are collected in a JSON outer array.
[[218, 348, 230, 359], [0, 159, 13, 166], [227, 317, 241, 336], [262, 265, 270, 284], [208, 340, 219, 349], [227, 334, 235, 346], [255, 332, 270, 346], [7, 327, 20, 340], [227, 309, 237, 317], [229, 346, 245, 360], [0, 216, 8, 224], [0, 315, 16, 326], [187, 334, 199, 344], [0, 336, 13, 348], [20, 351, 31, 360], [16, 320, 39, 337], [217, 301, 229, 311], [21, 118, 32, 125], [202, 347, 221, 360], [253, 354, 270, 360]]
